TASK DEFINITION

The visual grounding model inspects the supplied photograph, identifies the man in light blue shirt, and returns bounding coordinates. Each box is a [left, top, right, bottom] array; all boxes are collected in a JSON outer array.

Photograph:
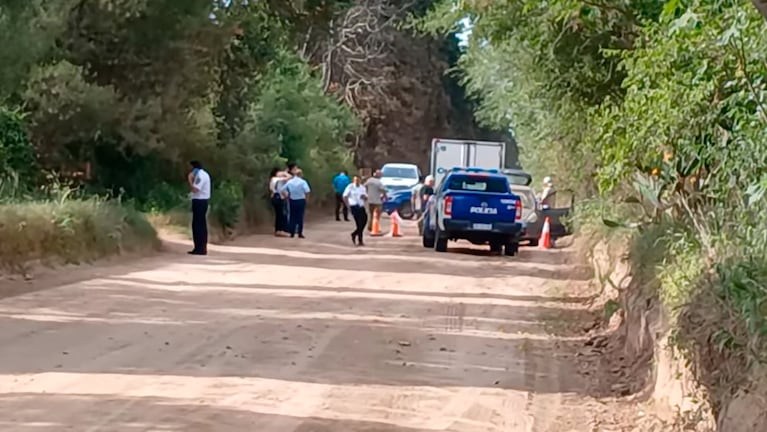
[[279, 169, 311, 238], [332, 170, 351, 221]]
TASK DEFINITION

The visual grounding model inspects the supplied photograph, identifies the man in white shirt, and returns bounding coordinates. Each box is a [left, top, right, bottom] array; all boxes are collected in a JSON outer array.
[[279, 168, 311, 238], [343, 175, 368, 246], [187, 160, 211, 255]]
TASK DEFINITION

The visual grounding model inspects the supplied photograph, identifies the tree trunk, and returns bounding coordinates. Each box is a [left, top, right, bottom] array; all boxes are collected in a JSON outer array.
[[753, 0, 767, 20]]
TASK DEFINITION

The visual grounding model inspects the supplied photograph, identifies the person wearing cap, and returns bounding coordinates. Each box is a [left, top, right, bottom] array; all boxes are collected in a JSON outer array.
[[538, 176, 556, 209], [412, 175, 435, 235]]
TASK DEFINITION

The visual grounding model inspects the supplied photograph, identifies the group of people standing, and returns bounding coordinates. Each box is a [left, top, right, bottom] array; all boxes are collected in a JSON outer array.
[[267, 165, 391, 245], [332, 169, 387, 246], [188, 160, 439, 255], [269, 163, 311, 238]]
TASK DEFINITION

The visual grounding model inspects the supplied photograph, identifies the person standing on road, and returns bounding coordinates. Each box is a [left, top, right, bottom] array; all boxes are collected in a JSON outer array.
[[279, 168, 311, 239], [269, 168, 289, 237], [187, 160, 211, 255], [538, 176, 556, 209], [415, 175, 435, 235], [282, 163, 298, 223], [332, 170, 351, 222], [411, 174, 435, 217], [364, 169, 387, 232], [343, 175, 368, 246]]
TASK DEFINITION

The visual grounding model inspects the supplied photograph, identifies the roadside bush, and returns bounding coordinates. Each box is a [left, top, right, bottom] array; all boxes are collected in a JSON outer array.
[[140, 182, 188, 213], [209, 180, 243, 234], [0, 197, 159, 273], [0, 107, 37, 186]]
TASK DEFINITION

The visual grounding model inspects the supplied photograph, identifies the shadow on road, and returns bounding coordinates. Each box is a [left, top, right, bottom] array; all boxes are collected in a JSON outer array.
[[0, 393, 441, 432], [190, 247, 591, 282], [0, 274, 599, 395]]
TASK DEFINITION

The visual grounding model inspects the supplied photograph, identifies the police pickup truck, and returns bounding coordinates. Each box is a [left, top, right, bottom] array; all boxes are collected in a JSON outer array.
[[422, 167, 523, 256]]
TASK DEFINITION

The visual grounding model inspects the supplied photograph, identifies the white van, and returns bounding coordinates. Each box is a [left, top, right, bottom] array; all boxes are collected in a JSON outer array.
[[380, 163, 421, 191]]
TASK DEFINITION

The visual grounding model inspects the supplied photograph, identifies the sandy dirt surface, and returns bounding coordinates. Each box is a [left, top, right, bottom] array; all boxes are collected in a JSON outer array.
[[0, 217, 610, 432]]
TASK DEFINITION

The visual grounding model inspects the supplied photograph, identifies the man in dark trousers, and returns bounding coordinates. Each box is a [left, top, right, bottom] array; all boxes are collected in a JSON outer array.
[[332, 169, 351, 221], [187, 160, 211, 255], [279, 168, 311, 238]]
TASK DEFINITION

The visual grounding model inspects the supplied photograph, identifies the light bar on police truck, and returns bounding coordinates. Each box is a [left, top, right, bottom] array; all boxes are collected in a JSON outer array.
[[448, 167, 500, 174]]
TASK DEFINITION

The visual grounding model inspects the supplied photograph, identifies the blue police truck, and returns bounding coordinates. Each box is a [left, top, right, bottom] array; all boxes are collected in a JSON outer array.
[[422, 168, 523, 256]]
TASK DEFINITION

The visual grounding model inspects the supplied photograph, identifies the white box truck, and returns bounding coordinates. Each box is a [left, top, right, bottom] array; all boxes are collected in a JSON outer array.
[[430, 138, 507, 186]]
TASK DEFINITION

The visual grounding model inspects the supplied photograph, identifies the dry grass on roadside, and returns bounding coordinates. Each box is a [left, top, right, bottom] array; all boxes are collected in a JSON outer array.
[[146, 209, 191, 236], [0, 199, 160, 273]]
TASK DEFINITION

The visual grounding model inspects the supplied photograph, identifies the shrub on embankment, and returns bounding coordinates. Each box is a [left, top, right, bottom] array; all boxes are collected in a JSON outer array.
[[574, 197, 767, 430], [0, 196, 159, 274]]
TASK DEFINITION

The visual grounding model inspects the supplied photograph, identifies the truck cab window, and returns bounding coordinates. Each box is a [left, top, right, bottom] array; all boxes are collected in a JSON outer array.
[[447, 176, 508, 193]]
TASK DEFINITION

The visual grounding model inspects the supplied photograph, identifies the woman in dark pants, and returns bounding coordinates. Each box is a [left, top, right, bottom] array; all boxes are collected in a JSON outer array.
[[269, 168, 288, 236]]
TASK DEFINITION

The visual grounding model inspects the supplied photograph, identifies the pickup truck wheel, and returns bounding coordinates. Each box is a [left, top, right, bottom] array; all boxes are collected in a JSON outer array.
[[398, 202, 414, 220], [490, 242, 503, 254], [528, 239, 539, 247], [434, 227, 448, 253], [504, 242, 519, 257]]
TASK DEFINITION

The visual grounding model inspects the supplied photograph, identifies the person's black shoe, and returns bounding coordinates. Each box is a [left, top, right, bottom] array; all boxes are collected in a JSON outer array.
[[298, 234, 305, 239], [357, 241, 365, 247], [344, 218, 350, 222], [188, 250, 207, 256], [336, 218, 341, 221], [351, 233, 357, 245]]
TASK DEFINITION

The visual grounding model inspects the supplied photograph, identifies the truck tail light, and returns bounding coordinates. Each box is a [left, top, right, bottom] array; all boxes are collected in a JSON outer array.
[[515, 199, 522, 220], [444, 196, 453, 216]]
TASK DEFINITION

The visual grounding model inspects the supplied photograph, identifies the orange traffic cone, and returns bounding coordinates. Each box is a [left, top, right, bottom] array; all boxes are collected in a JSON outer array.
[[370, 212, 383, 237], [539, 217, 552, 249], [388, 210, 403, 237]]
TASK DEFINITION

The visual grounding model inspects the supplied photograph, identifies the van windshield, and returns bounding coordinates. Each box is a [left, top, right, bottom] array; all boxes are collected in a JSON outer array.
[[446, 175, 509, 193], [382, 166, 418, 179]]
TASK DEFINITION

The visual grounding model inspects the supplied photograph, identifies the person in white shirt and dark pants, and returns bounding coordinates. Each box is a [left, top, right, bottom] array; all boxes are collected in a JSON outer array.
[[269, 168, 289, 236], [188, 160, 211, 255], [343, 175, 368, 246]]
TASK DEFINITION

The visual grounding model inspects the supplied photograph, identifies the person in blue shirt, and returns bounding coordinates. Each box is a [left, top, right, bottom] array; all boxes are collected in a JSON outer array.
[[279, 168, 311, 238], [332, 170, 351, 222]]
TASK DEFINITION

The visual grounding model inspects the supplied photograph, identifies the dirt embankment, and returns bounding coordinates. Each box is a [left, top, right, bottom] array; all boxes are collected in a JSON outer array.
[[582, 238, 767, 431]]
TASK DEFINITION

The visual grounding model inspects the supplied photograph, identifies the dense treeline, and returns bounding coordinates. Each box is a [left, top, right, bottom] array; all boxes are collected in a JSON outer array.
[[0, 1, 372, 270], [0, 0, 360, 229], [420, 0, 767, 424], [0, 0, 494, 270]]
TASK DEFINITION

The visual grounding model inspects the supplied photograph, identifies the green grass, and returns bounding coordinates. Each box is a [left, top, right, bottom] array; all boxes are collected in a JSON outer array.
[[0, 197, 160, 273]]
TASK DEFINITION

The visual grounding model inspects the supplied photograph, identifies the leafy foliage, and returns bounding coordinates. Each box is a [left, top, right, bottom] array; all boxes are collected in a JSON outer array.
[[0, 107, 36, 183], [0, 0, 362, 225]]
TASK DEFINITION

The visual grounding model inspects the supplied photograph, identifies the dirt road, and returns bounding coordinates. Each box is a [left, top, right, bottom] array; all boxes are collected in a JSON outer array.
[[0, 218, 601, 431]]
